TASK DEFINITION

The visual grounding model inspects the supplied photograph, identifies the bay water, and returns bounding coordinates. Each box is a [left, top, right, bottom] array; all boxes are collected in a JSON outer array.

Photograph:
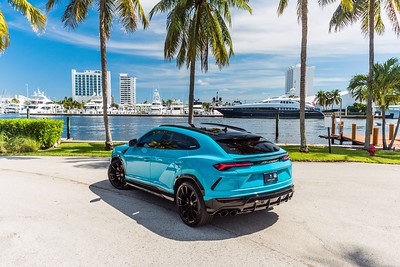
[[1, 114, 395, 145]]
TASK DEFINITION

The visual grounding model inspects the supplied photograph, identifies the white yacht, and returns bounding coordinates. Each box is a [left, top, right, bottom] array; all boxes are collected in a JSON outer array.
[[20, 89, 62, 114], [215, 95, 324, 119], [84, 98, 103, 114], [4, 103, 24, 114], [167, 99, 184, 115], [149, 89, 166, 115]]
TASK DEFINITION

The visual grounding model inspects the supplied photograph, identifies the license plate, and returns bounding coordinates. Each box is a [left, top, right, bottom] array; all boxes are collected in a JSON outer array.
[[263, 172, 277, 184]]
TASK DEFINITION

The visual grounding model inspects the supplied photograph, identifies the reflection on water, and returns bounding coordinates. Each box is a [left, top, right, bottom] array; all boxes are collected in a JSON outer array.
[[1, 114, 397, 145]]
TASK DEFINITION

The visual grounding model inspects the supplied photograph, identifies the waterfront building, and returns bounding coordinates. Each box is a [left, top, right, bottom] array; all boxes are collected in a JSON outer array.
[[71, 69, 111, 105], [285, 64, 315, 97], [119, 73, 136, 105]]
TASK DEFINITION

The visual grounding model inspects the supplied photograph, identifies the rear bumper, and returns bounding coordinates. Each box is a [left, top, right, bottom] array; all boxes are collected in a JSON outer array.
[[205, 185, 294, 215]]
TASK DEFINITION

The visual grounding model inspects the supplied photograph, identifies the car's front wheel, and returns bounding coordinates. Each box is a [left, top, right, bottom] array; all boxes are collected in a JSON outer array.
[[108, 158, 128, 190], [176, 181, 213, 227]]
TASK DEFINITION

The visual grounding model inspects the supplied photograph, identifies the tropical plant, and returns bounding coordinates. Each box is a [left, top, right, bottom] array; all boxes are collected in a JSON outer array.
[[278, 1, 353, 152], [322, 0, 400, 149], [314, 90, 329, 110], [149, 0, 252, 126], [329, 89, 341, 110], [46, 0, 149, 150], [348, 58, 400, 149], [0, 0, 46, 52]]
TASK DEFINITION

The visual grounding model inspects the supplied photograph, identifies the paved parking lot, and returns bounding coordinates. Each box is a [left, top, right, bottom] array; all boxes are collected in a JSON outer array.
[[1, 157, 399, 266]]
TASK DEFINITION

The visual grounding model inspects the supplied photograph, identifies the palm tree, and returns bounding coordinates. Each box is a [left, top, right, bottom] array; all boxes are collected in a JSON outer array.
[[322, 0, 400, 149], [277, 0, 308, 152], [0, 0, 47, 52], [348, 58, 400, 149], [277, 0, 353, 152], [47, 0, 149, 150], [149, 0, 251, 126], [330, 89, 341, 111], [314, 90, 329, 111], [372, 58, 400, 149]]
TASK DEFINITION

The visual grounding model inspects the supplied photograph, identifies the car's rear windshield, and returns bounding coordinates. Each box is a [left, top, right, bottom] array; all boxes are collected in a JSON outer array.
[[216, 137, 280, 155]]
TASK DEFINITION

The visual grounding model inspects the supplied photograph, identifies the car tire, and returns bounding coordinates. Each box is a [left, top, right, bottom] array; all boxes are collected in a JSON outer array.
[[108, 158, 129, 190], [176, 180, 213, 227]]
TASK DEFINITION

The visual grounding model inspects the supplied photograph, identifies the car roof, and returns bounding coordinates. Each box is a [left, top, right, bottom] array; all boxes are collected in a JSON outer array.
[[159, 123, 261, 140]]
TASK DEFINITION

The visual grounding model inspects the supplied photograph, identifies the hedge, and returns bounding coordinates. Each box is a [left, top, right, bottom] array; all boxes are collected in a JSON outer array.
[[0, 118, 63, 148]]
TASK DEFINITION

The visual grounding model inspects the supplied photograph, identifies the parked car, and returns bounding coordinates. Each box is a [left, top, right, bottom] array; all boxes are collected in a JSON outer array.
[[108, 123, 294, 227]]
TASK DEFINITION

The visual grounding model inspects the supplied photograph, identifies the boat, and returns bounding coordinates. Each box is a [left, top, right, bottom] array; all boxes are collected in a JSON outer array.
[[215, 95, 324, 119], [20, 89, 62, 114], [4, 103, 24, 114], [167, 99, 184, 115], [84, 98, 103, 114], [149, 89, 166, 115]]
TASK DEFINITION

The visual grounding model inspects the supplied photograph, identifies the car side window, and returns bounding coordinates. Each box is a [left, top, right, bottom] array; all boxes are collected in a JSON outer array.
[[137, 130, 164, 148], [168, 132, 200, 150]]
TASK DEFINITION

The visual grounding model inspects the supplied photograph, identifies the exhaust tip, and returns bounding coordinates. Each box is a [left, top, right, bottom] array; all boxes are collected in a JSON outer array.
[[229, 210, 238, 216], [219, 210, 229, 217]]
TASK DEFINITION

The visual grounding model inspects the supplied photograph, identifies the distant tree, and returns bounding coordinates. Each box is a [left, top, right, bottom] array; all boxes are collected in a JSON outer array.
[[347, 103, 367, 113], [0, 0, 46, 52], [10, 98, 20, 104], [314, 90, 329, 110], [329, 89, 341, 110], [47, 0, 149, 150]]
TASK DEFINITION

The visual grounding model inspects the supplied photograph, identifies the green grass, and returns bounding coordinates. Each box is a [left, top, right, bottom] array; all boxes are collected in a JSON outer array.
[[1, 142, 399, 164], [284, 146, 400, 164]]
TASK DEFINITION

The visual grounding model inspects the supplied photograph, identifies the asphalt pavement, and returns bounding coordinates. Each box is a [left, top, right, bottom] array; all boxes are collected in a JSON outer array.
[[0, 157, 399, 266]]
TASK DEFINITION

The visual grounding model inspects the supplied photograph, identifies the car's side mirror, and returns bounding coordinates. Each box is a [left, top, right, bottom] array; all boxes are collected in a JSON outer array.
[[128, 139, 138, 147]]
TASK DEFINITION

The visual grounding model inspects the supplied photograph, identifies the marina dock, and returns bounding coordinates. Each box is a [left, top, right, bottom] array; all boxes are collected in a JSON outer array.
[[319, 116, 400, 148]]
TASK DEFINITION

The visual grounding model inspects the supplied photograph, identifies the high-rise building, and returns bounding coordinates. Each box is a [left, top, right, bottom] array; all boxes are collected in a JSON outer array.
[[119, 73, 136, 105], [285, 64, 315, 97], [71, 69, 111, 105]]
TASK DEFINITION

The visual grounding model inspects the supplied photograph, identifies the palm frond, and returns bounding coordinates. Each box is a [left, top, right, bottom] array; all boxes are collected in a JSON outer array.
[[117, 0, 149, 31], [9, 0, 47, 33], [385, 0, 400, 36], [277, 0, 289, 15], [0, 11, 10, 52], [61, 0, 93, 29]]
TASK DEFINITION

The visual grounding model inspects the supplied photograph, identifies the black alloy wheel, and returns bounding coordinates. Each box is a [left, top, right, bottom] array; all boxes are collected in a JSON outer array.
[[176, 181, 213, 227], [108, 159, 128, 190]]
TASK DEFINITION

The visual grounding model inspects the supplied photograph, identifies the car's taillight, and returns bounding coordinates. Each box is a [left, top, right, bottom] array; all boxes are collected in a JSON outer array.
[[213, 162, 253, 171], [281, 154, 290, 161]]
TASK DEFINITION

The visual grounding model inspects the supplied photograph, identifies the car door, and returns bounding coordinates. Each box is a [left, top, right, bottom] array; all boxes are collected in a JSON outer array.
[[124, 130, 164, 182], [149, 131, 199, 190]]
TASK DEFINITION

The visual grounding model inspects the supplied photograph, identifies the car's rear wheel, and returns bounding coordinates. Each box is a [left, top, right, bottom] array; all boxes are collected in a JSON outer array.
[[176, 181, 213, 227], [108, 159, 128, 190]]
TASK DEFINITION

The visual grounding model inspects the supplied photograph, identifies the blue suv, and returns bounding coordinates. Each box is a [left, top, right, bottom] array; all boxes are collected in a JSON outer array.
[[108, 123, 294, 226]]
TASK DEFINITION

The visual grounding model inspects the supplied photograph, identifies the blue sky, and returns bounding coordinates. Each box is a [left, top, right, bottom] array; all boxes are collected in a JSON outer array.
[[1, 0, 399, 104]]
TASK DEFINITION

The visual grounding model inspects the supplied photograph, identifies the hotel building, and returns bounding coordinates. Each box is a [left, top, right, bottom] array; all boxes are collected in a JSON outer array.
[[71, 69, 111, 105], [285, 64, 315, 97], [119, 73, 136, 105]]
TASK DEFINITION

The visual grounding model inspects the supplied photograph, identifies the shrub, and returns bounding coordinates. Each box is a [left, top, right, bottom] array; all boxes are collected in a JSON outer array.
[[0, 118, 63, 148], [0, 132, 40, 153]]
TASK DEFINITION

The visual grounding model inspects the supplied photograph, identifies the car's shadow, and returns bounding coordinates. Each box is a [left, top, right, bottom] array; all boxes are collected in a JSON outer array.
[[89, 180, 279, 241]]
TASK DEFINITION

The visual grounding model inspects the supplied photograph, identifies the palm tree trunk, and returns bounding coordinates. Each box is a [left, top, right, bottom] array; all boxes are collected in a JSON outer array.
[[188, 60, 195, 126], [299, 0, 308, 153], [381, 107, 387, 149], [364, 0, 375, 150], [100, 0, 113, 151], [388, 116, 400, 150]]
